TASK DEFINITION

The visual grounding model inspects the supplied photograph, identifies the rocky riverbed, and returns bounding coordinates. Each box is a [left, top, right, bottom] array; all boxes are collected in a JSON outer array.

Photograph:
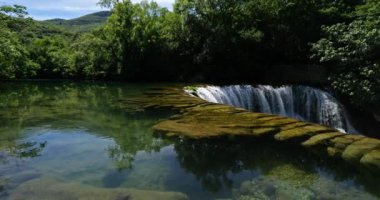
[[233, 163, 377, 200], [8, 176, 189, 200]]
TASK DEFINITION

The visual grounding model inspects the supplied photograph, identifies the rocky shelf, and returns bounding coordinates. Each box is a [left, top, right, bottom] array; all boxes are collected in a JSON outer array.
[[120, 86, 380, 173]]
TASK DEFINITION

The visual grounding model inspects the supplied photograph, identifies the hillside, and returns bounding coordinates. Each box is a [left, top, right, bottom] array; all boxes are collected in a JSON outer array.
[[43, 11, 111, 32]]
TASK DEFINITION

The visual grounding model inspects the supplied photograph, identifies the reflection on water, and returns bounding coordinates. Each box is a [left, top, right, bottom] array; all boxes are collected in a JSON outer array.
[[0, 81, 379, 200], [174, 138, 380, 199]]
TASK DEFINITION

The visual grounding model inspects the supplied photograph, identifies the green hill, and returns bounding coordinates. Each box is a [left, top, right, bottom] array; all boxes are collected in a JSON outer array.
[[43, 11, 111, 32]]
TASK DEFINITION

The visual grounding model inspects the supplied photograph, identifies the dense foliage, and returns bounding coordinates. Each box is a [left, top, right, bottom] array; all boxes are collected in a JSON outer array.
[[0, 0, 379, 109], [0, 5, 72, 79], [311, 0, 380, 109], [0, 5, 36, 79]]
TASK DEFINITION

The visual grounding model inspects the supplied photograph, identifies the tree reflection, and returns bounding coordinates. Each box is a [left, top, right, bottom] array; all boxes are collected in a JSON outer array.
[[105, 115, 171, 170], [11, 141, 47, 158], [0, 140, 47, 197], [0, 141, 47, 164], [173, 137, 380, 195], [106, 137, 167, 171], [0, 81, 172, 171]]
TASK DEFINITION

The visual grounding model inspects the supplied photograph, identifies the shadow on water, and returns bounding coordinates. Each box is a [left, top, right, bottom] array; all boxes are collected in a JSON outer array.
[[172, 136, 380, 199]]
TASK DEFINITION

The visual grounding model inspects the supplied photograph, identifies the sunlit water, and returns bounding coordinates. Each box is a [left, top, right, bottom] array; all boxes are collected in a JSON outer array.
[[0, 81, 379, 200]]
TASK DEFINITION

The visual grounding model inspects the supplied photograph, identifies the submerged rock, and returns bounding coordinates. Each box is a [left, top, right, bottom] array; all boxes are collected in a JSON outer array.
[[266, 164, 317, 188], [234, 178, 316, 200], [234, 162, 378, 200], [8, 176, 189, 200]]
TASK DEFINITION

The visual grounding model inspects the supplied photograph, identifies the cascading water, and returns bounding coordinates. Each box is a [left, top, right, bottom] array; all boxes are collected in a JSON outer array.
[[188, 85, 357, 133]]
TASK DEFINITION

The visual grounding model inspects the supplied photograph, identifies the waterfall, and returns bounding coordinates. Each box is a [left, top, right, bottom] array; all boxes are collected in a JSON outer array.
[[189, 85, 357, 133]]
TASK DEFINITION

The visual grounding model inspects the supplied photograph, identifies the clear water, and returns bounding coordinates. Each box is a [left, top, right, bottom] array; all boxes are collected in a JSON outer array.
[[0, 81, 379, 200]]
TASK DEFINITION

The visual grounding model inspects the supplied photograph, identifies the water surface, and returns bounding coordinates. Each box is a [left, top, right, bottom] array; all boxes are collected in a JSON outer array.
[[0, 81, 379, 200]]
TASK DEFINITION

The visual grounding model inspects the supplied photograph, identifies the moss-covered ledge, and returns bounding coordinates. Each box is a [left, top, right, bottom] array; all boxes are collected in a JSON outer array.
[[120, 86, 380, 173]]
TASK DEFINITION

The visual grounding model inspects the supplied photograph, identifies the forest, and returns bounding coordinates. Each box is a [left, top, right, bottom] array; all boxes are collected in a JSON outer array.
[[0, 0, 379, 111]]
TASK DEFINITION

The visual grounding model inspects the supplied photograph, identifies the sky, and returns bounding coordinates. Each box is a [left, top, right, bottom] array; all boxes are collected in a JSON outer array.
[[2, 0, 174, 20]]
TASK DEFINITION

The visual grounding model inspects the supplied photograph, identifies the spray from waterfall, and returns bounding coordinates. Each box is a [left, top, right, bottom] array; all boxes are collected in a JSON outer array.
[[188, 85, 357, 133]]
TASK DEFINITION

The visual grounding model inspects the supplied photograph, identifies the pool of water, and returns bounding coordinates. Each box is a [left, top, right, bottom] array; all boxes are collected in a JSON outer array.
[[0, 81, 379, 200]]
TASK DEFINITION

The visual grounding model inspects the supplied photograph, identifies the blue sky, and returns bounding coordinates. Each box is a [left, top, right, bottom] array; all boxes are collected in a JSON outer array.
[[2, 0, 174, 20]]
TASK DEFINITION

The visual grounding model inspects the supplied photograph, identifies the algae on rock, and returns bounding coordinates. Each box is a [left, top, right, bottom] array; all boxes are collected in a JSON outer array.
[[266, 164, 317, 188], [120, 86, 380, 173]]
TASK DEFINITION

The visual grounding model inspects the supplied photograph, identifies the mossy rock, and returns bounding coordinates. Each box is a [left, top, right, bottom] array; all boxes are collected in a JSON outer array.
[[302, 132, 344, 147], [274, 125, 331, 141], [360, 149, 380, 172], [342, 138, 380, 163], [120, 86, 380, 173], [325, 135, 365, 157]]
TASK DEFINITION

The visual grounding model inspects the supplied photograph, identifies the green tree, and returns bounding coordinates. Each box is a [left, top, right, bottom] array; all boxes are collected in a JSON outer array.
[[170, 0, 346, 80], [0, 0, 374, 85], [311, 0, 380, 109], [29, 36, 75, 78], [0, 5, 38, 79], [71, 29, 114, 78], [103, 0, 179, 79]]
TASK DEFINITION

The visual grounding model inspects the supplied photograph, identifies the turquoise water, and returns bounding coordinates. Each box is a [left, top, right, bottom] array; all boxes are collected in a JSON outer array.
[[0, 81, 379, 200]]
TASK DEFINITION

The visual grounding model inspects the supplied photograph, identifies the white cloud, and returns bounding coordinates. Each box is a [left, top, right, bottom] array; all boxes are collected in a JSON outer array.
[[132, 0, 174, 8], [2, 0, 175, 20]]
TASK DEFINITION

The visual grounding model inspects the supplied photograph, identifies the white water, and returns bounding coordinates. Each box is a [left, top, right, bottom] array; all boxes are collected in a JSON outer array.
[[188, 85, 357, 133]]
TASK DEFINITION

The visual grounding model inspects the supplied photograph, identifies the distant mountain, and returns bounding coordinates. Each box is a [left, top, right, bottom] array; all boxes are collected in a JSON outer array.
[[43, 11, 111, 32]]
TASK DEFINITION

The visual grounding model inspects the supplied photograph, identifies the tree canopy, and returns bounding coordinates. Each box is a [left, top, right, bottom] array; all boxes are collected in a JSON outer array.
[[311, 0, 380, 109]]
